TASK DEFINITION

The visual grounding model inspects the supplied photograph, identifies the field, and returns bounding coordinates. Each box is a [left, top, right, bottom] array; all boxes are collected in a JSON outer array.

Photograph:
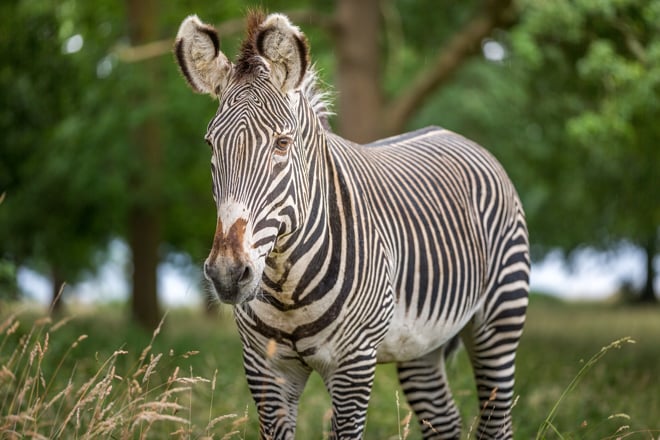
[[1, 295, 659, 439]]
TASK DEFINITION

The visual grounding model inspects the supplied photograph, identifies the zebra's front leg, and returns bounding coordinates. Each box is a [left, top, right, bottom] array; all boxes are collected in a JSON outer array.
[[242, 344, 311, 439], [324, 350, 378, 439]]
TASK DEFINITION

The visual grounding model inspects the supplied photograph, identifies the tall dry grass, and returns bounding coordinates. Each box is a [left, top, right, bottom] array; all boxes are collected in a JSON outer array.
[[0, 311, 245, 439]]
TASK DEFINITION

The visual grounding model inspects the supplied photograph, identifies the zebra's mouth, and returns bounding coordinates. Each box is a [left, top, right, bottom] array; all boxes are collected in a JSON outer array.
[[210, 281, 255, 305], [204, 244, 266, 305], [208, 270, 261, 305]]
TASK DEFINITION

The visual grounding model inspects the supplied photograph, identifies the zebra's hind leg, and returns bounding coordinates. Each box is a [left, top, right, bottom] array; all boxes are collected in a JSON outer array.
[[462, 249, 529, 439], [397, 343, 462, 439]]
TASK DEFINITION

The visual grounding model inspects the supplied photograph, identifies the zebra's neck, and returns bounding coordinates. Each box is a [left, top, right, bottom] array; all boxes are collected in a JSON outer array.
[[260, 92, 344, 308]]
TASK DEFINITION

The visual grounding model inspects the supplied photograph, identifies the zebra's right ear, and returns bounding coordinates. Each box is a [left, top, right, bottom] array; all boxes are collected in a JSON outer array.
[[254, 13, 309, 93], [174, 15, 232, 97]]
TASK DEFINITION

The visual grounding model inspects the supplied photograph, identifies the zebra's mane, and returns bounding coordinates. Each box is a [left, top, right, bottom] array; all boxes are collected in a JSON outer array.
[[235, 9, 333, 131], [300, 66, 334, 131], [235, 9, 267, 78]]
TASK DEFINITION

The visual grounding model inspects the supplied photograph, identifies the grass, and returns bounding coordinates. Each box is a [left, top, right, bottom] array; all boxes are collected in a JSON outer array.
[[1, 295, 659, 439]]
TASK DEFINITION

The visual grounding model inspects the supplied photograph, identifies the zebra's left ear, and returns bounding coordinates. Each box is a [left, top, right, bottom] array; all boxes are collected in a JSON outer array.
[[255, 13, 309, 93]]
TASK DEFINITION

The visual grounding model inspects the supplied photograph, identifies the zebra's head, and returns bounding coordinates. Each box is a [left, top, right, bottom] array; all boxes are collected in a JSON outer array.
[[174, 12, 314, 304]]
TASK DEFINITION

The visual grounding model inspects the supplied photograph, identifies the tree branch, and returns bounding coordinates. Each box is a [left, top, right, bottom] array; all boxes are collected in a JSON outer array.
[[383, 0, 517, 136], [614, 21, 647, 65], [114, 9, 335, 63]]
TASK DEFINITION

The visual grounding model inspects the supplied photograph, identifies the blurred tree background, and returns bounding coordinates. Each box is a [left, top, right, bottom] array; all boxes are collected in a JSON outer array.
[[1, 0, 657, 328]]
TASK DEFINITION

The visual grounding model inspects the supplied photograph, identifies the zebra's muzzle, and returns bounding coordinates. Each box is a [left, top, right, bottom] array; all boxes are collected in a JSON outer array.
[[204, 215, 261, 304], [204, 256, 257, 304]]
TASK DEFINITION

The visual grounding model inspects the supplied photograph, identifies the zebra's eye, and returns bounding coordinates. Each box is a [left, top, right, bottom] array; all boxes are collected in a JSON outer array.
[[204, 136, 212, 149], [274, 136, 292, 154]]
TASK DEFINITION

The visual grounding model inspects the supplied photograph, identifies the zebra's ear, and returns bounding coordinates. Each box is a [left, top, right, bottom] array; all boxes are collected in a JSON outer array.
[[255, 13, 309, 93], [174, 15, 232, 97]]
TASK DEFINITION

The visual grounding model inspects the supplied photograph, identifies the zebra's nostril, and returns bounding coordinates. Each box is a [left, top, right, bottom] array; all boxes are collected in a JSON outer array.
[[238, 265, 252, 284], [203, 261, 216, 280]]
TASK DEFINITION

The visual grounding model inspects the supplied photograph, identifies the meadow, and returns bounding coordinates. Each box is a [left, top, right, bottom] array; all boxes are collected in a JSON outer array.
[[1, 295, 658, 439]]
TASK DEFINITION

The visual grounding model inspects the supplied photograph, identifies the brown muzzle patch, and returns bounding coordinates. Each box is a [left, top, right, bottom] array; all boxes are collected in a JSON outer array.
[[208, 217, 248, 261]]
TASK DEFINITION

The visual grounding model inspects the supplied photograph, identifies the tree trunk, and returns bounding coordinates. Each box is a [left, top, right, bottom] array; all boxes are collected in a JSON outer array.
[[129, 205, 161, 328], [383, 0, 516, 137], [640, 236, 657, 303], [333, 0, 517, 142], [126, 0, 162, 330], [334, 0, 383, 143]]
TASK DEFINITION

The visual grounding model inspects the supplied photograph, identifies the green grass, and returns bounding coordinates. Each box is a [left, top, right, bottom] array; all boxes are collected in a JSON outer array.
[[1, 297, 659, 439]]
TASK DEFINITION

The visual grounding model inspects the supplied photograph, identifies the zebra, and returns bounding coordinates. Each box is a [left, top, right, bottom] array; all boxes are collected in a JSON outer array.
[[174, 11, 529, 440]]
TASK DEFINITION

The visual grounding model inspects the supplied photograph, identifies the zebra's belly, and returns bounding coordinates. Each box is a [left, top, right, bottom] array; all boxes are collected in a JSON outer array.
[[376, 303, 478, 363]]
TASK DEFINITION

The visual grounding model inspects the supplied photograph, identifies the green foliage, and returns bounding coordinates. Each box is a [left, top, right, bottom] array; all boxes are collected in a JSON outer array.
[[0, 0, 334, 299], [0, 0, 223, 291], [0, 260, 18, 301], [1, 0, 656, 302], [509, 0, 659, 251], [0, 0, 117, 284], [409, 0, 658, 271]]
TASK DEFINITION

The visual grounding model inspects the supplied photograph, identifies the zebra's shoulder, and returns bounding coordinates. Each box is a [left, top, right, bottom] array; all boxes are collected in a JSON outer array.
[[364, 126, 449, 148]]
